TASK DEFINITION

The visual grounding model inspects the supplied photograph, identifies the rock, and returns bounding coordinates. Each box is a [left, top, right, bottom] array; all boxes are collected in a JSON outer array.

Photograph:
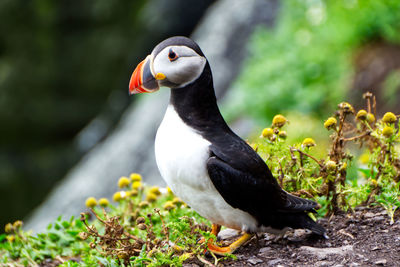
[[374, 259, 387, 265], [258, 247, 272, 255], [218, 228, 240, 240], [288, 229, 309, 241], [371, 216, 385, 222], [364, 212, 375, 218], [299, 245, 353, 260], [267, 258, 282, 266], [247, 257, 263, 265]]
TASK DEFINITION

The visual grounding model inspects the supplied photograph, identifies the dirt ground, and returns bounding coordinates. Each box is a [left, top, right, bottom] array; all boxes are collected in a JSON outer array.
[[197, 206, 400, 267]]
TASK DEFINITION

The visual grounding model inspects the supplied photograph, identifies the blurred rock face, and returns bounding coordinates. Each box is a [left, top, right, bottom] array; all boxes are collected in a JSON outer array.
[[25, 0, 279, 232], [0, 0, 214, 231], [351, 42, 400, 114]]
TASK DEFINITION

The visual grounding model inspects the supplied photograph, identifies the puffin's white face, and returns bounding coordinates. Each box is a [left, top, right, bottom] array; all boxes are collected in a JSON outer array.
[[129, 38, 207, 95], [152, 46, 206, 88]]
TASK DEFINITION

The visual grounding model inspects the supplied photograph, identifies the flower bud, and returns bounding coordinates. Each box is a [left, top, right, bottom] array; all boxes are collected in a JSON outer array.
[[272, 114, 287, 128], [382, 126, 394, 138], [98, 198, 109, 207], [261, 128, 274, 138], [302, 138, 316, 148], [324, 117, 337, 130], [356, 110, 367, 120], [382, 112, 397, 124], [278, 131, 287, 139], [130, 173, 142, 182], [118, 176, 130, 188], [85, 197, 97, 208], [366, 113, 375, 123]]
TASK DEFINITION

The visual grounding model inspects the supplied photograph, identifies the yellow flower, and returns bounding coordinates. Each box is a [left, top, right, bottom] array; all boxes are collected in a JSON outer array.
[[98, 198, 109, 207], [325, 160, 337, 171], [113, 192, 123, 202], [172, 197, 184, 206], [278, 131, 287, 139], [6, 235, 15, 243], [129, 189, 138, 196], [382, 126, 394, 138], [139, 201, 149, 208], [130, 173, 142, 182], [366, 113, 375, 123], [13, 220, 23, 229], [261, 128, 274, 138], [302, 138, 316, 148], [324, 117, 337, 130], [370, 179, 378, 187], [146, 192, 158, 202], [85, 197, 97, 208], [338, 102, 354, 114], [148, 186, 161, 196], [118, 177, 130, 188], [356, 110, 367, 121], [272, 114, 287, 128], [163, 201, 176, 211], [382, 112, 397, 124], [132, 181, 142, 190], [4, 223, 13, 233]]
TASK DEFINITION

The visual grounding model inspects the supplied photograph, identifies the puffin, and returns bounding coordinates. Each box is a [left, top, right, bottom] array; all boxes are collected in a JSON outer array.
[[128, 36, 326, 255]]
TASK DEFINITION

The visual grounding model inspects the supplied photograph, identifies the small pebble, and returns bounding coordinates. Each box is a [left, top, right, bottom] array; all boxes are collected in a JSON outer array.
[[258, 247, 272, 254], [375, 259, 387, 265], [247, 257, 263, 265]]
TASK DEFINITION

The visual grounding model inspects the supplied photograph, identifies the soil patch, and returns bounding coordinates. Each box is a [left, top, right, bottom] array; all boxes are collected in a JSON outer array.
[[213, 206, 400, 266]]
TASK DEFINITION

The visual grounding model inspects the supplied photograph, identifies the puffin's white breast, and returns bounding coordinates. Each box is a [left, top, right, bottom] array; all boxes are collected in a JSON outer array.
[[155, 105, 258, 231]]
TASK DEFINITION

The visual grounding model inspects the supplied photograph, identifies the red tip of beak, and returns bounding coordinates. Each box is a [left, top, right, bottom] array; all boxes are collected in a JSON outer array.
[[129, 59, 147, 95]]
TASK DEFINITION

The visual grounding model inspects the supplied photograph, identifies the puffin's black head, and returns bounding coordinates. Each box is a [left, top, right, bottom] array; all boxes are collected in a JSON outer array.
[[129, 36, 207, 95]]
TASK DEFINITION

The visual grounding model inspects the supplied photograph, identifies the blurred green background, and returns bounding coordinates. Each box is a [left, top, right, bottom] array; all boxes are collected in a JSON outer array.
[[2, 0, 400, 231], [225, 0, 400, 123]]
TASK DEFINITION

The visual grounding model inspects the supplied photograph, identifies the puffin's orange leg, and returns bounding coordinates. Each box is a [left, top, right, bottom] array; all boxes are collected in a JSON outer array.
[[207, 233, 253, 256], [198, 223, 221, 244], [211, 223, 221, 236]]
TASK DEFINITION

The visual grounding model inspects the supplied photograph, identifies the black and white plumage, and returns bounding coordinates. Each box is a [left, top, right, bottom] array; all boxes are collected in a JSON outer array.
[[129, 36, 326, 239]]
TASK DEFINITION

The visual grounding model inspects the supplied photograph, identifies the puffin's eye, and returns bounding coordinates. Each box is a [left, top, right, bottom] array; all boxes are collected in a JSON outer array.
[[168, 49, 178, 62]]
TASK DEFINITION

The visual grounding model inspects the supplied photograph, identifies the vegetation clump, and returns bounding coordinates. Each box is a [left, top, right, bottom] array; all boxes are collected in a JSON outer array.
[[254, 92, 400, 221]]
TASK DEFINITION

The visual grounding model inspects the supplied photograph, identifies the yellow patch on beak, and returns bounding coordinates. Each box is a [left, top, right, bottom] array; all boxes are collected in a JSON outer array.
[[155, 72, 166, 80]]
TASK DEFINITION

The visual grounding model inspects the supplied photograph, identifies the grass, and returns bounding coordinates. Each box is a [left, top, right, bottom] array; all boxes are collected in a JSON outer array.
[[1, 93, 400, 266]]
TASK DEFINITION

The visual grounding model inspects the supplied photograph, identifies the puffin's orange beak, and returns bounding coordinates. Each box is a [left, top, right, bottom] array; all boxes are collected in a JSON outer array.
[[129, 55, 159, 95]]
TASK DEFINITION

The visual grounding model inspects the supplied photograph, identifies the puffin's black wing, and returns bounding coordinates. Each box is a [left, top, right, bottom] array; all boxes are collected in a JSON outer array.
[[206, 133, 322, 232]]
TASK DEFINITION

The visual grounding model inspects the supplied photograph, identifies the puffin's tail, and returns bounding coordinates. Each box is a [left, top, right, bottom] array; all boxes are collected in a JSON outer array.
[[301, 214, 328, 238], [278, 192, 328, 238], [289, 212, 328, 239]]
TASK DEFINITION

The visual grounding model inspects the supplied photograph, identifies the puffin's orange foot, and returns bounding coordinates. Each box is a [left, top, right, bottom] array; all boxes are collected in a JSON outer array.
[[207, 233, 253, 256]]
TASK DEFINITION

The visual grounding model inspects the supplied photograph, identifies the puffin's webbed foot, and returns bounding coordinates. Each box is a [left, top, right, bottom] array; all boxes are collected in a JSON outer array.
[[207, 232, 254, 256]]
